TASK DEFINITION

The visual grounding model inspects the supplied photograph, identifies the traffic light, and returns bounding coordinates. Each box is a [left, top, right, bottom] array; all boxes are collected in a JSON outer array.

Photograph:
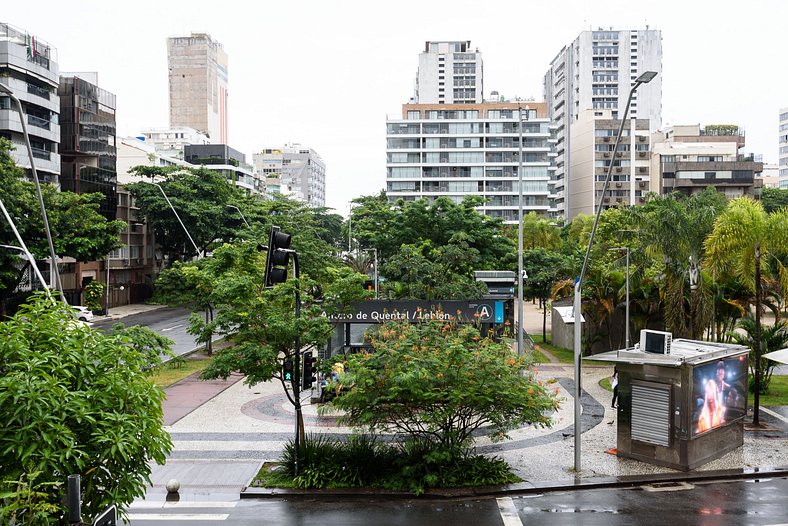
[[264, 225, 292, 288], [302, 351, 317, 390], [282, 359, 294, 383]]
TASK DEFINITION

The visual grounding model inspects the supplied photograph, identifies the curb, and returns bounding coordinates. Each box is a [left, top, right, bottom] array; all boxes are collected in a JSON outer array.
[[239, 465, 788, 500]]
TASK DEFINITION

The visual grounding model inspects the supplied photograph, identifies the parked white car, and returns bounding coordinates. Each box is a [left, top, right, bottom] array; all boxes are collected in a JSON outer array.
[[72, 306, 94, 322]]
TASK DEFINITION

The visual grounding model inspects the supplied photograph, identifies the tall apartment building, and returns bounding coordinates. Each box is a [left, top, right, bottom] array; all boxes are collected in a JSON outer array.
[[780, 108, 788, 189], [413, 41, 483, 104], [141, 126, 210, 160], [385, 102, 556, 222], [652, 124, 763, 199], [253, 144, 326, 207], [58, 74, 117, 221], [544, 28, 662, 219], [569, 109, 651, 218], [0, 22, 60, 184], [167, 33, 228, 144]]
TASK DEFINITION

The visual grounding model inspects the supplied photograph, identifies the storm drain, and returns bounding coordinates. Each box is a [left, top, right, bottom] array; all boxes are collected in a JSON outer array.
[[640, 481, 695, 492]]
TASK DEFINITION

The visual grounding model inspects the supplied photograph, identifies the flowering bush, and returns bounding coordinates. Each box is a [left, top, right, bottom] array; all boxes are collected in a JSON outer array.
[[330, 316, 559, 452]]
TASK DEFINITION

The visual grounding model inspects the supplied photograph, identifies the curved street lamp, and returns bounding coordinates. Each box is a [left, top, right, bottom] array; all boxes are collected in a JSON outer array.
[[572, 71, 657, 472], [0, 81, 64, 301]]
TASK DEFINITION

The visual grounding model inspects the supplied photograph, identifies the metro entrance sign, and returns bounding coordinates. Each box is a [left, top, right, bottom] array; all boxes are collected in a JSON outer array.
[[322, 299, 505, 324]]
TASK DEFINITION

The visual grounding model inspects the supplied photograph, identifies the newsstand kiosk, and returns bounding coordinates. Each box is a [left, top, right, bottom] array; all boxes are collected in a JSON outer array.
[[588, 330, 749, 471]]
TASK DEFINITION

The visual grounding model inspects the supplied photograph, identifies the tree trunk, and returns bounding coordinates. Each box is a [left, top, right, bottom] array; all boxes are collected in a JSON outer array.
[[753, 248, 762, 427], [542, 300, 547, 343]]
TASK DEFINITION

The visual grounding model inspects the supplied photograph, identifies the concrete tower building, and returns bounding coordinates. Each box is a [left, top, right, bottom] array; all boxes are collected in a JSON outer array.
[[544, 28, 662, 220], [414, 41, 483, 104], [0, 22, 60, 184], [167, 33, 228, 144]]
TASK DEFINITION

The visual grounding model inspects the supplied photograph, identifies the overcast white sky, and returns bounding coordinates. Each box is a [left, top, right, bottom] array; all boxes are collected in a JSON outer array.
[[5, 0, 786, 213]]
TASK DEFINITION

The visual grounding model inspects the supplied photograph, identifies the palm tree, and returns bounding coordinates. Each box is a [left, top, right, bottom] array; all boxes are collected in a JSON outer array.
[[729, 316, 788, 395], [705, 197, 788, 426]]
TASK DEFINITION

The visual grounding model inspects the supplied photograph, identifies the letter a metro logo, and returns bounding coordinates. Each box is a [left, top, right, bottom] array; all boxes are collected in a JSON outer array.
[[476, 304, 492, 322]]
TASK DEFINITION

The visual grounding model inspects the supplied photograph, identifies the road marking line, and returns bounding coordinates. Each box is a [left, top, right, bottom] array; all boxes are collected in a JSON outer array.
[[761, 406, 788, 425], [130, 501, 237, 509], [127, 513, 228, 521], [161, 324, 183, 332], [497, 497, 524, 526]]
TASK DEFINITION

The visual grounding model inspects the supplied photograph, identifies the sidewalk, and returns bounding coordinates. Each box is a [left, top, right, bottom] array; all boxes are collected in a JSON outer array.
[[94, 303, 167, 321], [141, 300, 788, 499]]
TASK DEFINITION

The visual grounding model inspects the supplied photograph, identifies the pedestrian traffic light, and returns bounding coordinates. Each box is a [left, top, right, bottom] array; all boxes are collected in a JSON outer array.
[[264, 225, 292, 288], [282, 359, 294, 383], [302, 351, 317, 390]]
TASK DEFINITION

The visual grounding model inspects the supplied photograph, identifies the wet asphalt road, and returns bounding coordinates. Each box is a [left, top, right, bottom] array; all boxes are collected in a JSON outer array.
[[92, 306, 204, 357], [127, 475, 788, 525]]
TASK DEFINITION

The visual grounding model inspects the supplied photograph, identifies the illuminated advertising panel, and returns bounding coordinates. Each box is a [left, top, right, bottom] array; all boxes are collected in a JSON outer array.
[[691, 355, 748, 436]]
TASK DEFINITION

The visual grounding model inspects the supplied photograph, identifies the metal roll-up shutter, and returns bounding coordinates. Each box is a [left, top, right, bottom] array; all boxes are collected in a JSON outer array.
[[631, 382, 671, 446]]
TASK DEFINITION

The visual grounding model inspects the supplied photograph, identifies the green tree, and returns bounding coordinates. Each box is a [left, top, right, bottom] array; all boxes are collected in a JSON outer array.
[[0, 294, 172, 523], [0, 139, 124, 313], [125, 166, 245, 262], [330, 318, 558, 452], [705, 197, 788, 426], [349, 194, 513, 268], [760, 187, 788, 214], [728, 316, 788, 395], [522, 248, 573, 341], [109, 323, 177, 371], [633, 190, 726, 338]]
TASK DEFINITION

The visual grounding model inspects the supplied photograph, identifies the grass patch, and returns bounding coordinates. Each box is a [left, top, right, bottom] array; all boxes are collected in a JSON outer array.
[[148, 352, 213, 388], [749, 375, 788, 407], [530, 335, 575, 364]]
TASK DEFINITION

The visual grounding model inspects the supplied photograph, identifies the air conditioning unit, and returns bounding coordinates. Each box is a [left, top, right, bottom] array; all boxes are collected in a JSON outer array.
[[615, 182, 622, 187], [603, 152, 611, 158], [603, 197, 610, 203], [615, 167, 622, 173], [638, 182, 646, 188], [603, 137, 611, 142], [639, 167, 648, 173], [638, 151, 647, 158]]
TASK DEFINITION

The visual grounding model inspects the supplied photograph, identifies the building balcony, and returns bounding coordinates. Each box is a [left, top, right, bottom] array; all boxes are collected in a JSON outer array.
[[661, 160, 763, 173]]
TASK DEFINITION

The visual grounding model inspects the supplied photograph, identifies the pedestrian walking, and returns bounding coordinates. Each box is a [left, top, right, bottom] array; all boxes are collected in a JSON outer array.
[[611, 367, 619, 409]]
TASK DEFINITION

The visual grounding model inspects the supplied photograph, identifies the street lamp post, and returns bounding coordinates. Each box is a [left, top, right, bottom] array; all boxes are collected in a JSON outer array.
[[572, 71, 657, 472], [517, 105, 530, 356], [226, 204, 250, 228], [152, 182, 201, 259], [363, 248, 378, 298], [609, 247, 631, 349], [0, 82, 64, 300]]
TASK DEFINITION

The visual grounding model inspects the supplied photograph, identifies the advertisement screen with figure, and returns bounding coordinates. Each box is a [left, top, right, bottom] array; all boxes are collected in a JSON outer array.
[[691, 355, 747, 436]]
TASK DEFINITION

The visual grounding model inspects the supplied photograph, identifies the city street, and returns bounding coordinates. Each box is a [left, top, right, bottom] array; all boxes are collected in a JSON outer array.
[[92, 306, 208, 357], [126, 475, 788, 525]]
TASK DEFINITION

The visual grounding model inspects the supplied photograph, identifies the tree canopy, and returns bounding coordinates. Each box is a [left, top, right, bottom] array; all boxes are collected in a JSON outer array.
[[0, 294, 171, 523], [0, 139, 124, 312]]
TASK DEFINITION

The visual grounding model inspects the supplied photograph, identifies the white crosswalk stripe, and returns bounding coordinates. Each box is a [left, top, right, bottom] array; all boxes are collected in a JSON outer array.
[[128, 513, 229, 521]]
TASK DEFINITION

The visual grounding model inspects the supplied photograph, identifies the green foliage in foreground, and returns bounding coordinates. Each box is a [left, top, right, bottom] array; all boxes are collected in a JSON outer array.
[[0, 294, 172, 524], [254, 434, 520, 495], [109, 323, 177, 371]]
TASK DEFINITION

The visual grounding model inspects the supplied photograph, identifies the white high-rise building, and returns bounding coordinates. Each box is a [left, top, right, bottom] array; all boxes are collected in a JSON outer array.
[[0, 22, 60, 185], [544, 28, 662, 220], [386, 102, 556, 222], [779, 108, 788, 189], [413, 41, 483, 104], [253, 144, 326, 207]]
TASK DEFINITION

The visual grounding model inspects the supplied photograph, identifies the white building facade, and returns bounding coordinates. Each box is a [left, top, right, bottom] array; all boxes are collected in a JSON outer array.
[[253, 144, 326, 207], [413, 41, 483, 104], [385, 102, 556, 222], [544, 28, 662, 220], [0, 22, 60, 184]]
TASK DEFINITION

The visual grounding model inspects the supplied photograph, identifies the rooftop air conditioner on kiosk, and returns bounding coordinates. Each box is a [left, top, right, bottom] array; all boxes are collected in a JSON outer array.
[[639, 329, 672, 354]]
